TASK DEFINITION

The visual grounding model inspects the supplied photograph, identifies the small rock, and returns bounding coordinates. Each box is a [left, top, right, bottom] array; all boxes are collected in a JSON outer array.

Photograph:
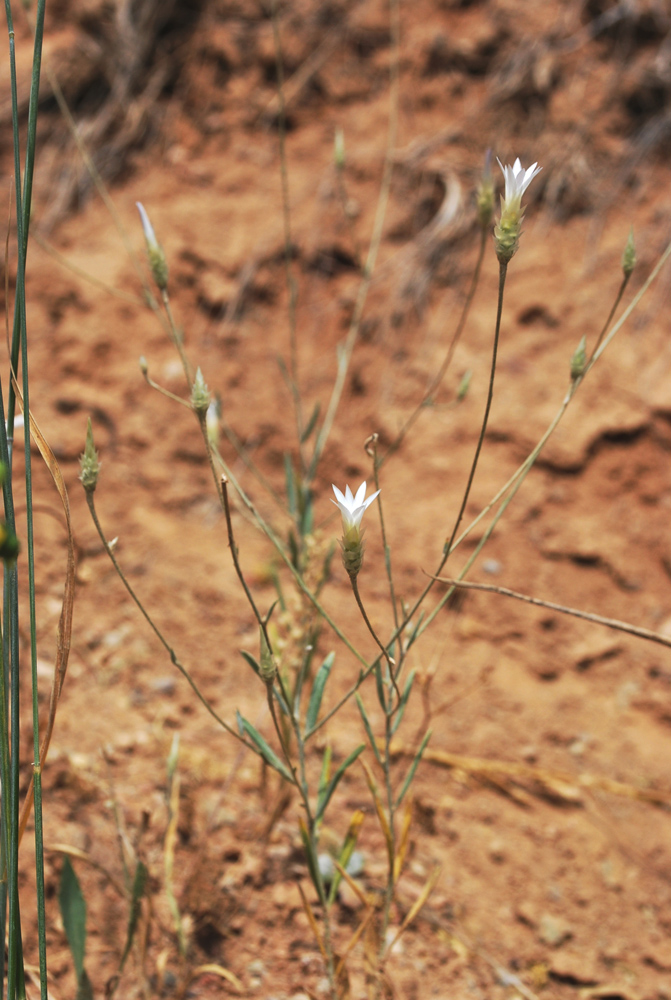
[[538, 912, 572, 947]]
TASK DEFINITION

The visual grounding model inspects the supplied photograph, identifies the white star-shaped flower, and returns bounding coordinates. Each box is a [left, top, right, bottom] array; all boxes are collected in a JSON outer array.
[[496, 157, 542, 212], [331, 481, 380, 536]]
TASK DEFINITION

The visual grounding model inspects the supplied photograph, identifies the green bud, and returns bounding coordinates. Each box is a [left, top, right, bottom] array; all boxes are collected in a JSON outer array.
[[79, 418, 101, 493], [494, 213, 521, 264], [570, 335, 587, 381], [191, 367, 211, 415], [622, 227, 636, 277], [340, 526, 365, 579], [259, 625, 276, 683], [139, 356, 149, 376]]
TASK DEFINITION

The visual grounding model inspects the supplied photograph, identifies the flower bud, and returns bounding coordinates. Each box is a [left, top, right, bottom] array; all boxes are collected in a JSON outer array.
[[190, 367, 211, 415], [136, 202, 169, 291], [79, 418, 101, 493], [570, 335, 587, 380], [622, 228, 636, 277], [259, 625, 276, 683]]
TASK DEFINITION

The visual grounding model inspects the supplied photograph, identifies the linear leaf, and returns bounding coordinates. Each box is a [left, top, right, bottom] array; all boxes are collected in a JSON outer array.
[[396, 730, 432, 808], [390, 670, 416, 736], [300, 402, 321, 443], [119, 860, 148, 972], [59, 857, 87, 982], [240, 650, 261, 677], [355, 694, 382, 765], [305, 652, 335, 735], [316, 744, 365, 822], [238, 715, 294, 783], [284, 454, 297, 519]]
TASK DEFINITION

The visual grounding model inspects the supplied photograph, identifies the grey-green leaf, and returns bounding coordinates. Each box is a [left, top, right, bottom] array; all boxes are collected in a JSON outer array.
[[396, 730, 431, 808], [238, 715, 294, 783], [356, 694, 382, 765], [316, 744, 365, 821], [305, 652, 335, 735]]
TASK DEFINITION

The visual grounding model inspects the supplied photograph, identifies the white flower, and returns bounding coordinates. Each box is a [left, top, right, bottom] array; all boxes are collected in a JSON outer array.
[[494, 157, 542, 264], [496, 157, 541, 213], [331, 481, 380, 536]]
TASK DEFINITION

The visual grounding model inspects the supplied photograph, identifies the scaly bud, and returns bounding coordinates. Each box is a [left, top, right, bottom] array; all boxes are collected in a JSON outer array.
[[259, 625, 276, 683], [622, 228, 636, 277], [79, 418, 101, 493], [190, 367, 211, 415], [570, 335, 587, 381]]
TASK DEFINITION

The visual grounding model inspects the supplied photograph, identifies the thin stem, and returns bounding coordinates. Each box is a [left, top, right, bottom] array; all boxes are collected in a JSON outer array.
[[443, 260, 508, 560], [141, 368, 191, 408], [349, 574, 397, 680], [369, 437, 399, 635], [431, 577, 671, 649], [382, 227, 487, 465], [84, 490, 242, 744], [161, 290, 192, 386], [590, 270, 630, 359]]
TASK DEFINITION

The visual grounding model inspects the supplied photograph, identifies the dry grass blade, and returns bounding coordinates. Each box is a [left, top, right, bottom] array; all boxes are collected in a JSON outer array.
[[390, 743, 671, 808], [190, 963, 243, 993], [12, 379, 75, 845], [385, 865, 440, 956], [297, 882, 328, 963], [47, 843, 126, 899], [361, 760, 394, 867], [392, 796, 412, 884]]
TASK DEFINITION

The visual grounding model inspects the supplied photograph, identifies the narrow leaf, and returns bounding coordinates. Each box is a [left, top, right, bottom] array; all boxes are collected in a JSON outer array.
[[298, 818, 324, 903], [119, 860, 148, 972], [390, 670, 416, 736], [316, 744, 365, 822], [305, 652, 335, 735], [396, 730, 432, 809], [58, 857, 87, 981], [300, 402, 321, 443], [284, 454, 297, 519], [355, 694, 382, 765], [238, 715, 294, 783], [328, 810, 365, 905], [361, 760, 393, 867], [240, 650, 261, 678]]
